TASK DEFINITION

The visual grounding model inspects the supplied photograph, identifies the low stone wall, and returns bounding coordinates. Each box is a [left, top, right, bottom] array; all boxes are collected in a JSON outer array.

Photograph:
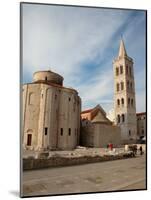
[[23, 152, 134, 171]]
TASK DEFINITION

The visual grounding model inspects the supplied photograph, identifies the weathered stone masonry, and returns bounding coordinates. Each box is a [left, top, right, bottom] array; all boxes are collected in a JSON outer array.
[[23, 70, 81, 151]]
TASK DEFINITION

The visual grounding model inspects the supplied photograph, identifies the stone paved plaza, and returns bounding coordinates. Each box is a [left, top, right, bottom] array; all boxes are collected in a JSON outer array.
[[22, 153, 146, 197]]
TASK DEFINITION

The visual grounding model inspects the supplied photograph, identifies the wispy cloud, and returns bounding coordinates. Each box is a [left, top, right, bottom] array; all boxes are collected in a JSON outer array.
[[22, 4, 146, 113]]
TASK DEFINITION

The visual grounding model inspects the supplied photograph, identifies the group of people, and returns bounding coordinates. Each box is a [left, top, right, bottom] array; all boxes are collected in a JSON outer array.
[[128, 145, 144, 156], [106, 143, 144, 156], [106, 143, 113, 151]]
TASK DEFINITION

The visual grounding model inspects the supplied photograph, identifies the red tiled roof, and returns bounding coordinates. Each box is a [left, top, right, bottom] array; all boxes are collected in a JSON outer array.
[[136, 112, 146, 116], [81, 108, 93, 114]]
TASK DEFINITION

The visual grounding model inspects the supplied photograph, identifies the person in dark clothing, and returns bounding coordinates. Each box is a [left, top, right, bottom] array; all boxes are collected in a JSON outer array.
[[140, 146, 143, 155]]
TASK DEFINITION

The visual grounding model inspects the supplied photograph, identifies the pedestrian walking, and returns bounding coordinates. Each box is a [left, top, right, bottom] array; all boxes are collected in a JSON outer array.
[[140, 146, 143, 155], [109, 143, 113, 151]]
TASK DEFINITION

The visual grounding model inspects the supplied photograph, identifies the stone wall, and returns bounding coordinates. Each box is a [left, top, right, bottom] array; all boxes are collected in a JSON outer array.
[[81, 123, 121, 148], [81, 124, 94, 147], [23, 153, 134, 170], [94, 123, 121, 147]]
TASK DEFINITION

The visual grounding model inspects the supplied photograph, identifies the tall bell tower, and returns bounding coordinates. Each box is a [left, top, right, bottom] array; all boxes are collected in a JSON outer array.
[[113, 39, 137, 143]]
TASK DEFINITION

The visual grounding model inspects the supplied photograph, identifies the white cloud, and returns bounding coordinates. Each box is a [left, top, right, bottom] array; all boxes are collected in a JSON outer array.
[[22, 5, 131, 78], [79, 68, 113, 103], [22, 4, 146, 113]]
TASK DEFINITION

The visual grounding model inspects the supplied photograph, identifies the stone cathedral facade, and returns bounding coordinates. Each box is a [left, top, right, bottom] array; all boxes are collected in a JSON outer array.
[[113, 39, 137, 143]]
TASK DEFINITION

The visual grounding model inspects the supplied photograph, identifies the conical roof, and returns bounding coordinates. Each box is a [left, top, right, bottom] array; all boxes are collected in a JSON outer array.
[[118, 39, 127, 58]]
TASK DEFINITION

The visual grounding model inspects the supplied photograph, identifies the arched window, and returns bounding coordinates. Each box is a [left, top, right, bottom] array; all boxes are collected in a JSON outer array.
[[117, 99, 120, 106], [128, 98, 130, 105], [68, 128, 71, 136], [130, 82, 133, 90], [117, 115, 120, 123], [60, 128, 63, 136], [129, 66, 132, 76], [117, 83, 119, 92], [131, 99, 133, 106], [122, 114, 125, 122], [121, 82, 124, 90], [45, 76, 47, 81], [129, 130, 131, 136], [120, 65, 123, 74], [28, 92, 34, 105], [126, 65, 128, 74], [27, 134, 32, 146], [121, 98, 124, 105], [116, 67, 119, 76], [127, 81, 129, 90], [44, 127, 48, 135], [26, 129, 33, 146]]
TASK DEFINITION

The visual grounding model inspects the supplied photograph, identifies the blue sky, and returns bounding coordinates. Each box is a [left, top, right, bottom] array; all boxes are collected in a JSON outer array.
[[22, 4, 146, 113]]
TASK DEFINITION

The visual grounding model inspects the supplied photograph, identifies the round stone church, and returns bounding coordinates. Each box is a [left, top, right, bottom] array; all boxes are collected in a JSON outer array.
[[22, 70, 81, 151]]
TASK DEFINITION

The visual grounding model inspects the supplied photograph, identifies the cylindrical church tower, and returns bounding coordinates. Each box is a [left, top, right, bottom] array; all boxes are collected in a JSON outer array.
[[22, 69, 81, 151]]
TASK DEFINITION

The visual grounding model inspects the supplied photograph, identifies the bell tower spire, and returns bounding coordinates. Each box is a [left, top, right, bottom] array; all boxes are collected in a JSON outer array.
[[113, 39, 137, 143], [118, 39, 127, 58]]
